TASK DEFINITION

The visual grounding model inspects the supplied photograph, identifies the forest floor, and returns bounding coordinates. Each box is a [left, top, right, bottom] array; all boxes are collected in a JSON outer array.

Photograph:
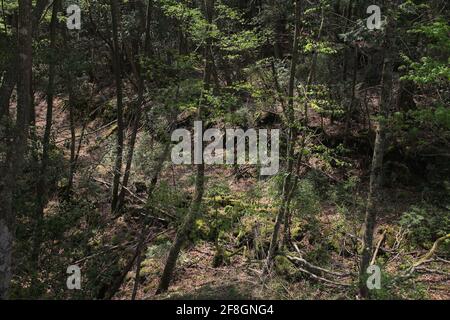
[[33, 92, 450, 300]]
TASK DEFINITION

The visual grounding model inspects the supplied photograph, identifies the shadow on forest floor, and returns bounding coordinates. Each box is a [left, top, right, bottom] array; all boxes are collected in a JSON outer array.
[[165, 283, 255, 300]]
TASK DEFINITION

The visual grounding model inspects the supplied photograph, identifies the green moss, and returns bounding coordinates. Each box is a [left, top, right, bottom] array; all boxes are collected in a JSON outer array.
[[274, 255, 297, 278]]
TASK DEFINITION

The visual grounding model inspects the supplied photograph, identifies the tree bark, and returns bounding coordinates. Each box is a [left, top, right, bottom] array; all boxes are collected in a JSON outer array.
[[359, 21, 394, 298], [265, 0, 302, 271], [0, 0, 48, 120], [143, 0, 153, 55], [0, 0, 32, 299], [282, 6, 324, 246], [0, 67, 16, 119], [131, 142, 171, 299], [110, 0, 125, 214], [31, 0, 60, 271], [155, 0, 214, 295], [67, 74, 77, 194], [345, 45, 358, 138], [116, 0, 153, 212]]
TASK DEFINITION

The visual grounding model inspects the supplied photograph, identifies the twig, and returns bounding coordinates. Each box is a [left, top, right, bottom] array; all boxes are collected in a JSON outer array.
[[55, 120, 117, 145], [292, 243, 352, 278], [412, 234, 450, 269], [293, 263, 352, 287], [401, 234, 450, 278], [93, 177, 176, 220], [436, 256, 450, 264], [73, 242, 137, 265], [370, 229, 387, 265]]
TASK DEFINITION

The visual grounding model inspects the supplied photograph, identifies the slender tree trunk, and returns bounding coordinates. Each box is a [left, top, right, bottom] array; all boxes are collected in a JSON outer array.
[[359, 26, 394, 298], [0, 0, 48, 120], [345, 46, 358, 138], [116, 67, 143, 212], [144, 0, 153, 55], [281, 6, 324, 247], [270, 0, 282, 59], [104, 112, 174, 300], [0, 0, 32, 299], [156, 161, 205, 294], [0, 67, 16, 119], [341, 1, 352, 82], [64, 24, 87, 196], [265, 0, 302, 271], [31, 0, 60, 271], [26, 0, 48, 126], [110, 0, 125, 213], [67, 79, 76, 194], [155, 0, 214, 295], [116, 0, 153, 212], [130, 231, 148, 300], [131, 142, 171, 299], [61, 14, 77, 195]]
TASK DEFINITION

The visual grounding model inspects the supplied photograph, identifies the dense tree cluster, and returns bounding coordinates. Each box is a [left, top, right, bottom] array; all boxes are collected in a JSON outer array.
[[0, 0, 448, 300]]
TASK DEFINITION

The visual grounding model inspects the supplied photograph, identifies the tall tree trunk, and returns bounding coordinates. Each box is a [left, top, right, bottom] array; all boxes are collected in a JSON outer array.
[[103, 117, 174, 300], [131, 142, 171, 299], [67, 77, 76, 194], [156, 162, 206, 294], [265, 0, 302, 271], [0, 0, 32, 299], [31, 0, 60, 272], [155, 0, 214, 295], [63, 21, 86, 196], [359, 22, 394, 298], [270, 0, 283, 59], [143, 0, 153, 55], [345, 45, 358, 138], [282, 6, 324, 246], [61, 13, 76, 195], [0, 67, 16, 119], [341, 1, 353, 82], [116, 70, 143, 212], [0, 0, 48, 121], [116, 0, 153, 212], [110, 0, 125, 213]]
